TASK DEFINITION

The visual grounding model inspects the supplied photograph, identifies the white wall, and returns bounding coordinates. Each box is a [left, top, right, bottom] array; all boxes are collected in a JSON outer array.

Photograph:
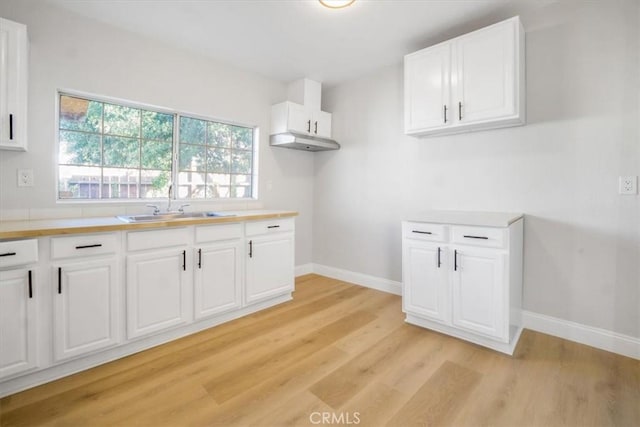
[[317, 1, 640, 338], [0, 1, 314, 265]]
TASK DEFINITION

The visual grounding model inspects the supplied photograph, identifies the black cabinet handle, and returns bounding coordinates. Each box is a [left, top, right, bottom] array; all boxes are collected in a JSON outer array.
[[463, 235, 488, 240], [437, 247, 441, 268], [267, 225, 280, 229], [458, 102, 463, 120], [198, 248, 202, 269], [412, 230, 432, 235], [0, 252, 17, 257], [182, 250, 186, 271], [454, 250, 458, 272], [307, 120, 311, 133], [443, 105, 448, 123], [249, 240, 253, 258], [58, 267, 62, 294], [9, 114, 13, 140], [75, 244, 102, 249], [314, 121, 318, 134], [28, 270, 33, 299]]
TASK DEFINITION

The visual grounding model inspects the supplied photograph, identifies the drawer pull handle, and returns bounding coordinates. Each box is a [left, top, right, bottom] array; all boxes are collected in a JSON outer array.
[[182, 250, 186, 271], [412, 230, 432, 235], [198, 248, 202, 269], [28, 270, 33, 299], [267, 225, 280, 229], [454, 250, 458, 271], [75, 244, 103, 249], [249, 240, 253, 258], [0, 252, 17, 257], [58, 267, 62, 294], [463, 235, 488, 240], [9, 114, 13, 140], [437, 247, 441, 268]]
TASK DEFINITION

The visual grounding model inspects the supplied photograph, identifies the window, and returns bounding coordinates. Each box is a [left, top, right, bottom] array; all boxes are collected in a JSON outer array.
[[57, 93, 256, 201]]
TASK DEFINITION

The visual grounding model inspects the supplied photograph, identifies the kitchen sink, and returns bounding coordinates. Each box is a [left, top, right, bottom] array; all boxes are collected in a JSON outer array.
[[116, 211, 233, 223]]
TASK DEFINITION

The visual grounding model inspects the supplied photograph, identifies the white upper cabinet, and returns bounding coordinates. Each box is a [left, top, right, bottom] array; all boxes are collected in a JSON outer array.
[[271, 101, 332, 139], [405, 16, 525, 137], [404, 43, 452, 133], [0, 17, 28, 151]]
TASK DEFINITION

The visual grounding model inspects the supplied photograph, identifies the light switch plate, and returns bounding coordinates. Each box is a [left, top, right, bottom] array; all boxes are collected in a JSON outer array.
[[17, 169, 34, 187], [619, 176, 638, 195]]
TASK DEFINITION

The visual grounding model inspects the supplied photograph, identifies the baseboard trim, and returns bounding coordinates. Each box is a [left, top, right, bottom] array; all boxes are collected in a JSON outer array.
[[522, 310, 640, 360], [295, 263, 639, 360], [295, 263, 401, 295]]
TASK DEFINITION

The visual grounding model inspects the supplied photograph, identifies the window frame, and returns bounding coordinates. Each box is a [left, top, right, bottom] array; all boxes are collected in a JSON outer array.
[[55, 89, 259, 204]]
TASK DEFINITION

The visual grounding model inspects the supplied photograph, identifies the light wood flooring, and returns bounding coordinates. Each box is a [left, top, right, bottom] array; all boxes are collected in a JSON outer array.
[[1, 274, 638, 427]]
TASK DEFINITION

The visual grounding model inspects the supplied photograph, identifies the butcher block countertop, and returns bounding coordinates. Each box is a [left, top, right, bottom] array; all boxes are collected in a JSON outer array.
[[0, 210, 298, 240]]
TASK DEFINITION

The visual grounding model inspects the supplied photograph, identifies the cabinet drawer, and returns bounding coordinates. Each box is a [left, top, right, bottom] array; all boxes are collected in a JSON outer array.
[[127, 228, 189, 251], [195, 223, 243, 243], [402, 222, 448, 243], [51, 233, 118, 260], [245, 218, 294, 237], [0, 239, 38, 268], [451, 226, 506, 249]]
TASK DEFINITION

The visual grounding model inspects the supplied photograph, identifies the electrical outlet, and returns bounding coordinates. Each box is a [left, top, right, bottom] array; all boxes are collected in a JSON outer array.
[[17, 169, 34, 187], [619, 176, 638, 195]]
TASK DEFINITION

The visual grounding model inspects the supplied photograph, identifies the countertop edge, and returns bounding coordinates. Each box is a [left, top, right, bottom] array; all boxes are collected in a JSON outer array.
[[0, 211, 299, 240], [404, 212, 524, 228]]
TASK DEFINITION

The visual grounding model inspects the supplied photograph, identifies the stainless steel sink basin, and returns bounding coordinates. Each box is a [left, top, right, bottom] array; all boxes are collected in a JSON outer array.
[[116, 211, 234, 223]]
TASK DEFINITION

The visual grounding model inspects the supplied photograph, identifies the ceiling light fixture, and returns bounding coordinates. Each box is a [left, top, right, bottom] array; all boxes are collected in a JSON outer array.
[[319, 0, 356, 9]]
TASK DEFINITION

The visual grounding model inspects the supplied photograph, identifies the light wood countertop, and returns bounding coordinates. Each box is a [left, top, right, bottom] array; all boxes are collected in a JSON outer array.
[[0, 210, 298, 240], [406, 210, 523, 228]]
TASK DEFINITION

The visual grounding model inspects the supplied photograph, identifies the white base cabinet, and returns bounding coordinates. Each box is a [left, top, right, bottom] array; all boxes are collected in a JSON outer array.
[[53, 258, 118, 362], [0, 216, 296, 397], [0, 268, 37, 378], [245, 219, 295, 304], [402, 214, 523, 354]]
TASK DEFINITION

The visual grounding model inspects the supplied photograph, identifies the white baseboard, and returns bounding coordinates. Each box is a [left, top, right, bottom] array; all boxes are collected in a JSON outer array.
[[296, 263, 639, 360], [522, 310, 640, 360], [295, 263, 402, 296], [295, 263, 314, 277]]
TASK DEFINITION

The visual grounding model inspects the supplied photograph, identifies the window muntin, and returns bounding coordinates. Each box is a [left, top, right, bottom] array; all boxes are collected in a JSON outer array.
[[57, 93, 255, 201], [177, 117, 254, 199]]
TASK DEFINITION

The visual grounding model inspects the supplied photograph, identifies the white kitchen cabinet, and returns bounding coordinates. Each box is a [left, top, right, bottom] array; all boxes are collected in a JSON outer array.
[[245, 219, 295, 304], [0, 268, 37, 379], [125, 227, 191, 340], [0, 17, 28, 151], [404, 16, 524, 137], [404, 43, 452, 133], [53, 258, 118, 361], [402, 239, 448, 324], [194, 223, 243, 319], [271, 101, 332, 139], [402, 212, 523, 354], [451, 246, 506, 340]]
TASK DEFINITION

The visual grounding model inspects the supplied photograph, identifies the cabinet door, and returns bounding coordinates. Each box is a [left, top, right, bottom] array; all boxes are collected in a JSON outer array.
[[404, 42, 451, 133], [126, 249, 189, 339], [0, 268, 37, 378], [454, 19, 517, 124], [312, 110, 332, 139], [287, 102, 312, 134], [245, 233, 294, 304], [194, 241, 242, 319], [0, 18, 28, 151], [402, 240, 448, 323], [451, 247, 507, 341], [53, 258, 118, 361]]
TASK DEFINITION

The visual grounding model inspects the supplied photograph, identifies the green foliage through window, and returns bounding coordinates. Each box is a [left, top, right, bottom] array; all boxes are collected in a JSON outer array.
[[58, 94, 255, 200]]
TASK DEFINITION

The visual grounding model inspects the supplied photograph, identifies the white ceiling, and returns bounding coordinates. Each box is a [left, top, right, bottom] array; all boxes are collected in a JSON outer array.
[[48, 0, 553, 87]]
